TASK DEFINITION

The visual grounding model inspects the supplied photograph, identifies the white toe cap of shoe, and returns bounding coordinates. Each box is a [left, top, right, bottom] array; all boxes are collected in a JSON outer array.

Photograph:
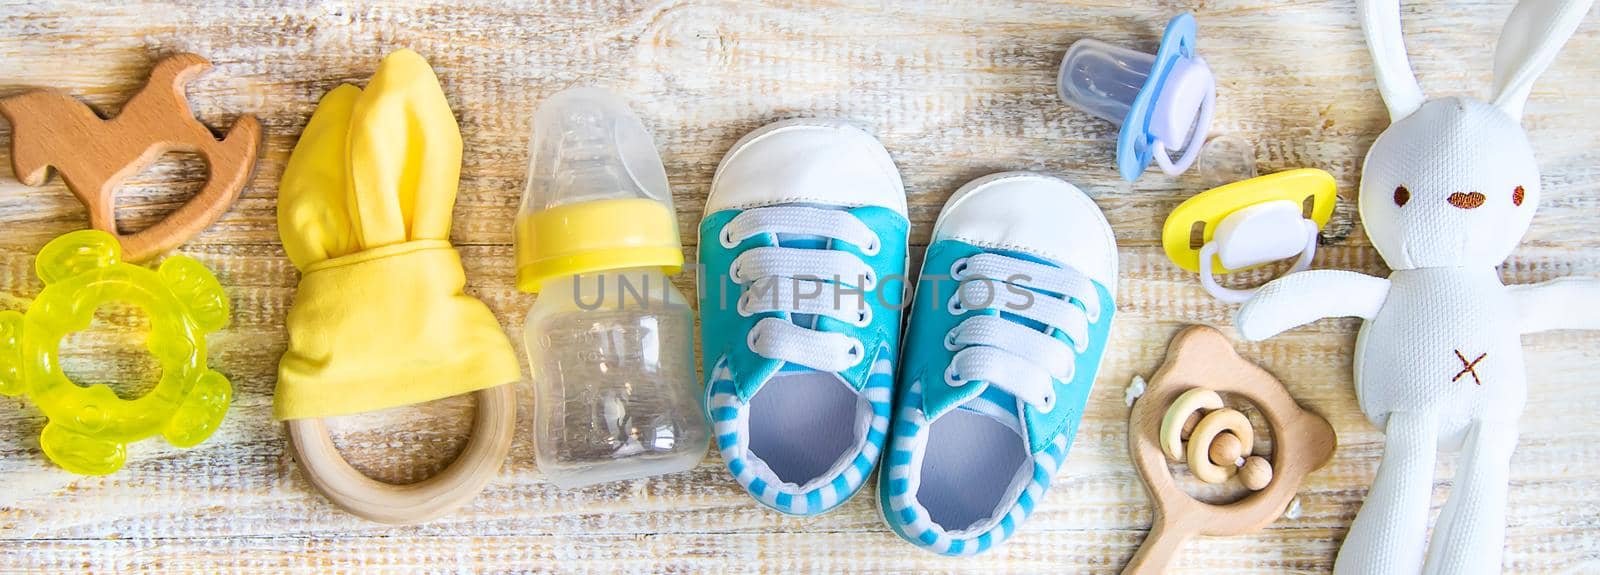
[[707, 119, 907, 216], [933, 172, 1118, 288]]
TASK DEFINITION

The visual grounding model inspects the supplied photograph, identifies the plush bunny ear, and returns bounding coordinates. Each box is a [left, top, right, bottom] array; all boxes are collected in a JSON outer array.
[[1359, 0, 1427, 122], [1491, 0, 1594, 121], [278, 83, 361, 269], [346, 49, 463, 248]]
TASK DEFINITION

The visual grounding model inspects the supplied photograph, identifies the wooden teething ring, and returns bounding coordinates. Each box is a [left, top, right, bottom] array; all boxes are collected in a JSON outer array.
[[1123, 326, 1336, 574], [1185, 408, 1254, 484], [286, 384, 516, 525], [1158, 388, 1223, 462]]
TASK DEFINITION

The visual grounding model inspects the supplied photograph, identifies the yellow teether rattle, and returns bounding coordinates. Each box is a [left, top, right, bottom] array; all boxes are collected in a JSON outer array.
[[0, 230, 232, 475]]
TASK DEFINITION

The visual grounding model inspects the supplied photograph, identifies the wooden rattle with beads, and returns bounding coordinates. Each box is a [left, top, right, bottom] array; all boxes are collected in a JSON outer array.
[[1124, 326, 1337, 574], [1160, 388, 1273, 490]]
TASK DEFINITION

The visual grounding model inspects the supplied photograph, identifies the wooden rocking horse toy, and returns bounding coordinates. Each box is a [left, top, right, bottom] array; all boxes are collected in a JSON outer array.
[[0, 52, 260, 261]]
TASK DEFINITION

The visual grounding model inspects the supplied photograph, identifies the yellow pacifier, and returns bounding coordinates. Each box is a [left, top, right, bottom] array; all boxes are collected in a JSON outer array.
[[0, 230, 232, 475], [1161, 169, 1337, 303]]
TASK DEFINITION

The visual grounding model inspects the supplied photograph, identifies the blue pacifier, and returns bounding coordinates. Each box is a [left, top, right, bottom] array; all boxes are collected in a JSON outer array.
[[1058, 13, 1215, 182]]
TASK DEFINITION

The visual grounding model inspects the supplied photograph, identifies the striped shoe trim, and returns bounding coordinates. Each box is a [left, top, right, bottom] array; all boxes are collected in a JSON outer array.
[[707, 347, 895, 516], [877, 379, 1072, 556]]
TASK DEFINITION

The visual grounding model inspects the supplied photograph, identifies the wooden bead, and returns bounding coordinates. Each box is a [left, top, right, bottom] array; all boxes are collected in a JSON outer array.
[[1240, 456, 1273, 491], [1208, 431, 1244, 467], [1180, 412, 1201, 440]]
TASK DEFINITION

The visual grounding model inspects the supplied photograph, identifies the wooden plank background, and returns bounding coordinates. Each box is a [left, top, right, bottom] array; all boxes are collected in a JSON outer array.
[[2, 0, 1599, 572]]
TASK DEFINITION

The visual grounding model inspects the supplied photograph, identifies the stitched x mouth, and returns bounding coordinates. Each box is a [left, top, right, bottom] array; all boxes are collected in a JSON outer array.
[[1453, 349, 1486, 385]]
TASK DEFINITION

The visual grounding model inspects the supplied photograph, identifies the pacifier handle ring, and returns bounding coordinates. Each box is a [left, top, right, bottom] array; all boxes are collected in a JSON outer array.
[[286, 383, 516, 525], [1197, 242, 1253, 304], [1152, 81, 1215, 177], [1198, 219, 1319, 304]]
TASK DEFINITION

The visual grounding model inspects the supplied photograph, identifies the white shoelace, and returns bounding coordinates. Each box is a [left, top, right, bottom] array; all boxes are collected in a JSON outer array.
[[723, 206, 881, 373], [941, 253, 1100, 413]]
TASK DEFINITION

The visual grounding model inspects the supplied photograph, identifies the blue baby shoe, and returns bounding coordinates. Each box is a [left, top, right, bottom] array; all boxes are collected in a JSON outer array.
[[879, 173, 1117, 554], [699, 120, 909, 515]]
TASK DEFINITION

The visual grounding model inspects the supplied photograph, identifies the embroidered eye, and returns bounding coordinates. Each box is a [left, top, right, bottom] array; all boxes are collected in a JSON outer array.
[[1513, 185, 1525, 206], [1393, 185, 1410, 207]]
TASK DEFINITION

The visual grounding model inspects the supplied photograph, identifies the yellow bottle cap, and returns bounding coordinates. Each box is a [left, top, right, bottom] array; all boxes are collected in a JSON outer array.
[[515, 197, 683, 293]]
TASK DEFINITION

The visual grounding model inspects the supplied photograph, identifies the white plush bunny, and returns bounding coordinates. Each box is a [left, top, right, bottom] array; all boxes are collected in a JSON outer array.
[[1235, 1, 1598, 573]]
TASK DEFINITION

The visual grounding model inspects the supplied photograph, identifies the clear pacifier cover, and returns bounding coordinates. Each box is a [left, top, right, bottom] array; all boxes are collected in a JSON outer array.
[[1058, 38, 1156, 127]]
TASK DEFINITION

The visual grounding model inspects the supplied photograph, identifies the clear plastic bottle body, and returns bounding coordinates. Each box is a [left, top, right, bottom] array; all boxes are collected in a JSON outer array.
[[523, 267, 708, 488]]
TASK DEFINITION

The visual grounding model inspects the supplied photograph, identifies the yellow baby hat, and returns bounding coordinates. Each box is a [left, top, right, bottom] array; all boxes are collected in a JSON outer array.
[[274, 50, 520, 420]]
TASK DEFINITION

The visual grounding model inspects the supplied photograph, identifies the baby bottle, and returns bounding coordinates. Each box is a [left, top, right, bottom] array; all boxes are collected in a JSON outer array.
[[1058, 13, 1215, 181], [516, 87, 708, 488]]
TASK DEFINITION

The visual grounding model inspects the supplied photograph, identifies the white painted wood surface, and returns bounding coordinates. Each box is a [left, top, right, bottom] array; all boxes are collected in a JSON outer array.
[[2, 0, 1599, 572]]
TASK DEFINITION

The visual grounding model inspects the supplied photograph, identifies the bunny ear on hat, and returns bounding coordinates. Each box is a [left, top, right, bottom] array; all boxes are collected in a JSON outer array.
[[277, 49, 464, 269], [1491, 0, 1595, 121], [278, 84, 361, 269], [346, 49, 463, 248]]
